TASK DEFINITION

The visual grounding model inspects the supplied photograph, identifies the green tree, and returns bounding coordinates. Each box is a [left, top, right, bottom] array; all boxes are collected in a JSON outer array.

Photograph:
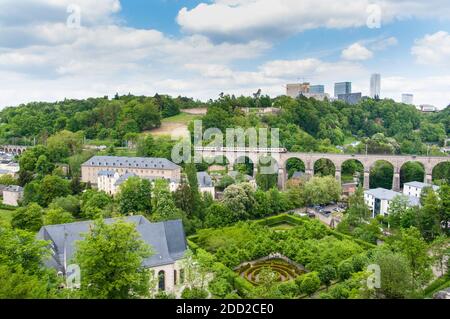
[[49, 195, 81, 217], [318, 265, 337, 290], [39, 175, 71, 207], [371, 248, 413, 299], [418, 190, 442, 241], [430, 235, 450, 277], [74, 219, 153, 299], [0, 265, 57, 299], [337, 260, 354, 281], [80, 190, 113, 219], [151, 179, 184, 221], [438, 184, 450, 232], [395, 227, 432, 290], [303, 176, 341, 206], [185, 163, 202, 218], [11, 203, 44, 232], [204, 202, 234, 228], [297, 272, 320, 296], [117, 177, 152, 215], [346, 187, 371, 225], [43, 208, 74, 226]]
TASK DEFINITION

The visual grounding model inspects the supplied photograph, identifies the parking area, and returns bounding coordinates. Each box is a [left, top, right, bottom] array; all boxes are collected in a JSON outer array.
[[302, 203, 347, 227]]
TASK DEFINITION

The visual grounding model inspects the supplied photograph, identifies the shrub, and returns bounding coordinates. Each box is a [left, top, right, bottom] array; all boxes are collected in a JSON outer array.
[[337, 260, 354, 281], [297, 272, 320, 296], [181, 287, 209, 299]]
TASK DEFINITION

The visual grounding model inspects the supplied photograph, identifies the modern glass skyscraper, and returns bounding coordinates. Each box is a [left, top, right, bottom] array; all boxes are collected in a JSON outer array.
[[334, 82, 351, 98], [402, 93, 414, 105], [309, 85, 325, 94], [370, 73, 381, 98]]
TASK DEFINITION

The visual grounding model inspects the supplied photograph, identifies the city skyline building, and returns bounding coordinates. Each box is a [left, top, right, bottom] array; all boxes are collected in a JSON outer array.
[[370, 73, 381, 98], [402, 93, 414, 105], [286, 82, 310, 98], [334, 82, 352, 98], [309, 85, 325, 94]]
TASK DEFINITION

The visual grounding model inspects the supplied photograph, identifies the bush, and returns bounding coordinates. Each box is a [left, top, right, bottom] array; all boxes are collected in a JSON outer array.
[[181, 287, 209, 299], [297, 272, 320, 296], [337, 260, 354, 281]]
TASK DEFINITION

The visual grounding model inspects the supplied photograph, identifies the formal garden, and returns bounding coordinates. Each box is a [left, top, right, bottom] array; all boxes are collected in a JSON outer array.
[[236, 255, 306, 285], [188, 214, 377, 298]]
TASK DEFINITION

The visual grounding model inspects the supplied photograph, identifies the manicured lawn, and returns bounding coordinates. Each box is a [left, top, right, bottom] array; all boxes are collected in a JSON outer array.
[[162, 112, 200, 124], [268, 221, 297, 231], [0, 209, 15, 227]]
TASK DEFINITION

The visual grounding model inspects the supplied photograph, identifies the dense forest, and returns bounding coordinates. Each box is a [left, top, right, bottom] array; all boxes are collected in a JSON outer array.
[[0, 94, 204, 144]]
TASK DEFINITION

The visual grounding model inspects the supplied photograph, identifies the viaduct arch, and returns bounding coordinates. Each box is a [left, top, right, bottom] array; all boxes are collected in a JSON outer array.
[[0, 145, 28, 155], [194, 147, 450, 191]]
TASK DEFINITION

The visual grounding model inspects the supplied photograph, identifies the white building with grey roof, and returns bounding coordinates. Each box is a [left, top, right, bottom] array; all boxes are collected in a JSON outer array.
[[2, 185, 23, 207], [364, 188, 420, 218], [82, 156, 181, 186], [403, 181, 440, 199], [37, 216, 188, 295]]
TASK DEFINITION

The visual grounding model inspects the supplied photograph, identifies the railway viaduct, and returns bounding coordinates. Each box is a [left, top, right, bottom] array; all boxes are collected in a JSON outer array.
[[194, 147, 450, 191]]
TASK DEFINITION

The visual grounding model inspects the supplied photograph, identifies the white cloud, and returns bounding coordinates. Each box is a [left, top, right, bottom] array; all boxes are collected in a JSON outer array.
[[0, 0, 448, 110], [370, 36, 398, 51], [412, 31, 450, 66], [341, 43, 373, 61], [177, 0, 450, 41]]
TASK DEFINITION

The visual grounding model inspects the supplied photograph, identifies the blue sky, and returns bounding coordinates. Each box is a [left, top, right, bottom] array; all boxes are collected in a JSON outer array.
[[0, 0, 449, 108]]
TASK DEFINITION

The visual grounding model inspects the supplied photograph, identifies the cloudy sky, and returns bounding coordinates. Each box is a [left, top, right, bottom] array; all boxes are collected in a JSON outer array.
[[0, 0, 449, 109]]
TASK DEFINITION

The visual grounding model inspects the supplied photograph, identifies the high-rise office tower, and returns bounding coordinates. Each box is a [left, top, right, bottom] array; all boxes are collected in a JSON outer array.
[[334, 82, 352, 98], [402, 94, 414, 105], [309, 85, 325, 94], [370, 73, 381, 98]]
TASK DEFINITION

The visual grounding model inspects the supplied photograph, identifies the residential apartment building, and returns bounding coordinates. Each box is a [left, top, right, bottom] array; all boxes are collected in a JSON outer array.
[[97, 170, 180, 196], [81, 156, 181, 186], [364, 188, 420, 218], [403, 181, 440, 198]]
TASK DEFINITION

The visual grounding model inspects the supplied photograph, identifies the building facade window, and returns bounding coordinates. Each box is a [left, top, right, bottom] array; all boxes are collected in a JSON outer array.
[[158, 270, 165, 291], [179, 269, 185, 284]]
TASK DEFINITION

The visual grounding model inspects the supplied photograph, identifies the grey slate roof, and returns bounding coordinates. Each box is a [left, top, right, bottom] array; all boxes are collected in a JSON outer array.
[[114, 172, 138, 186], [83, 156, 180, 170], [97, 170, 116, 177], [4, 185, 23, 193], [197, 171, 213, 188], [404, 181, 440, 191], [365, 188, 420, 206], [37, 216, 187, 273]]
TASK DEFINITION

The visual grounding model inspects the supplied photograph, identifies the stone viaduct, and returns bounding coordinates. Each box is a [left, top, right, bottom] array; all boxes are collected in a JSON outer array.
[[194, 147, 450, 191], [0, 145, 28, 155]]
